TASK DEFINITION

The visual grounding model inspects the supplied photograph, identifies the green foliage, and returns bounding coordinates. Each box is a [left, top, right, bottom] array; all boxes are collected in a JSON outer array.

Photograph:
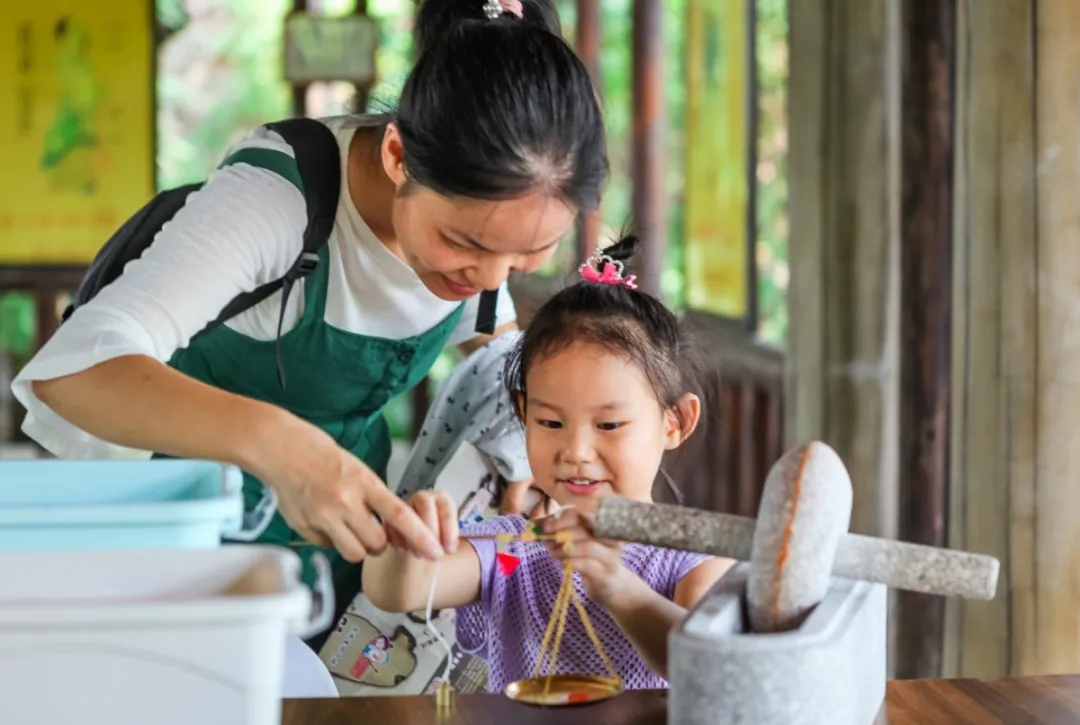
[[156, 0, 292, 190], [753, 0, 789, 344], [366, 0, 415, 107], [0, 293, 35, 360]]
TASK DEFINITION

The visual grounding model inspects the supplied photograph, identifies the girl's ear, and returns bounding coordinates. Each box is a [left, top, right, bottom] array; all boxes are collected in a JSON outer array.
[[513, 391, 527, 420], [663, 393, 701, 451]]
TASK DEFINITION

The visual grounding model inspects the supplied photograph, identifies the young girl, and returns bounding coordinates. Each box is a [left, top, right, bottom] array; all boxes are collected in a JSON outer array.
[[363, 236, 734, 692]]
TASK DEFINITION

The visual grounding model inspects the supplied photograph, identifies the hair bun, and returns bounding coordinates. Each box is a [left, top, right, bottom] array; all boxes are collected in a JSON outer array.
[[601, 235, 640, 264], [414, 0, 561, 56]]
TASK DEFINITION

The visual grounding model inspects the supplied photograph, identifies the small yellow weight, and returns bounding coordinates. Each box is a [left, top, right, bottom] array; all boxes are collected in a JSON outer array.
[[436, 681, 454, 711]]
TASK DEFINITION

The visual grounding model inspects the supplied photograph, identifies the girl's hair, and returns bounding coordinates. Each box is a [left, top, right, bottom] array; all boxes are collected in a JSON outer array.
[[504, 236, 704, 430], [370, 0, 607, 212]]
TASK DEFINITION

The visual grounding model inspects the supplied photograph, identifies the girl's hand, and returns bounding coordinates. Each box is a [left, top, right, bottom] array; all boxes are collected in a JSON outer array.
[[386, 489, 460, 559], [251, 419, 444, 563], [540, 508, 633, 608]]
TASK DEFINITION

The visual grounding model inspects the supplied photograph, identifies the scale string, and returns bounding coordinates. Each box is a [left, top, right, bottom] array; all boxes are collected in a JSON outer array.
[[425, 560, 455, 685]]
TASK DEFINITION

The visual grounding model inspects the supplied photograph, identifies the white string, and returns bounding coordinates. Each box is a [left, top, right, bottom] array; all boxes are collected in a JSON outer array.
[[424, 560, 454, 684]]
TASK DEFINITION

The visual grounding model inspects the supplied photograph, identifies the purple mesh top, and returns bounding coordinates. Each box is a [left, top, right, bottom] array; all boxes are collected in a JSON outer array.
[[455, 513, 711, 693]]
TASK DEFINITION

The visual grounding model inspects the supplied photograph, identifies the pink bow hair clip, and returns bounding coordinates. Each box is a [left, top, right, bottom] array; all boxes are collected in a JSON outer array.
[[579, 251, 638, 289]]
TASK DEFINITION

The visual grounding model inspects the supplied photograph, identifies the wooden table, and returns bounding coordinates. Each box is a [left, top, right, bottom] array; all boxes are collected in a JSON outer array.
[[282, 675, 1080, 725]]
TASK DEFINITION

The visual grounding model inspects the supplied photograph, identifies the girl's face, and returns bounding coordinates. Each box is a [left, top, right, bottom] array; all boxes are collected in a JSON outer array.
[[521, 342, 700, 515], [382, 124, 575, 302]]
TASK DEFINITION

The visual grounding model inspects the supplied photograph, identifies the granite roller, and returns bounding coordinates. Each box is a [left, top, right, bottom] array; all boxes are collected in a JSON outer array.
[[593, 458, 999, 602]]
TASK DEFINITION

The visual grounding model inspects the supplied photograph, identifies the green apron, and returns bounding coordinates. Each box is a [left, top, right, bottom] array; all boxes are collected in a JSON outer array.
[[165, 244, 464, 650]]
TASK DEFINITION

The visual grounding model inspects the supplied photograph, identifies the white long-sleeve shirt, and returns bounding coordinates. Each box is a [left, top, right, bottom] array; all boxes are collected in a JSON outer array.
[[11, 116, 516, 460]]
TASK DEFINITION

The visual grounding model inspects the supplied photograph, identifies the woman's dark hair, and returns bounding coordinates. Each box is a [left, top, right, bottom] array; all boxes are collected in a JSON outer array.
[[504, 235, 704, 431], [381, 0, 607, 212]]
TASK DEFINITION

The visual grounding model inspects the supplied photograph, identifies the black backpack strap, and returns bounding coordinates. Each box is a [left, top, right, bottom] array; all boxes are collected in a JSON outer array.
[[195, 118, 340, 388], [476, 289, 498, 335]]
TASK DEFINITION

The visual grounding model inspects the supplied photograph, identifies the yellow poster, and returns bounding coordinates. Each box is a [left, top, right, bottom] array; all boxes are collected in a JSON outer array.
[[684, 0, 751, 319], [0, 0, 154, 265]]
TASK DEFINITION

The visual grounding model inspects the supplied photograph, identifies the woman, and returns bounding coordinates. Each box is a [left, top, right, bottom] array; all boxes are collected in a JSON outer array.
[[11, 0, 606, 650]]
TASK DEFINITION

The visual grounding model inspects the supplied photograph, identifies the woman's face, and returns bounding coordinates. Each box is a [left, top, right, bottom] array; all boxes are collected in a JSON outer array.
[[382, 124, 577, 301]]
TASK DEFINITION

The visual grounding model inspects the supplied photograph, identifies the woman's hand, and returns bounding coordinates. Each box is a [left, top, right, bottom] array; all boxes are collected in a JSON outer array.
[[385, 490, 461, 559], [250, 417, 444, 563], [540, 508, 635, 608]]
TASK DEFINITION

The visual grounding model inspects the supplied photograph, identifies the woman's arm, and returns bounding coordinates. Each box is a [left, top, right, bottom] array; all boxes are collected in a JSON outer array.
[[33, 352, 441, 563], [13, 155, 304, 459], [32, 354, 301, 473]]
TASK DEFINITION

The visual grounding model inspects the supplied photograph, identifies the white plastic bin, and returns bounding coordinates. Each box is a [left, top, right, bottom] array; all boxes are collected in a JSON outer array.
[[0, 459, 250, 550], [0, 545, 328, 725]]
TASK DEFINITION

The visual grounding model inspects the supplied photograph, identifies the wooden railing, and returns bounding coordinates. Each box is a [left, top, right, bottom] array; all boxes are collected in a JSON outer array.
[[659, 312, 784, 516]]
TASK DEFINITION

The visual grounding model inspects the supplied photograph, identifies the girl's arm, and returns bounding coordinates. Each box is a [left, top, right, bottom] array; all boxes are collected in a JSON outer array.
[[543, 511, 735, 679], [604, 557, 734, 678], [600, 576, 689, 678], [672, 557, 736, 609], [362, 489, 483, 613], [362, 542, 482, 613]]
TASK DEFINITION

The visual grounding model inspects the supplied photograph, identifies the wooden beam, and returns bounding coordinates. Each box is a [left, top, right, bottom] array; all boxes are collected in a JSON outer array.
[[786, 0, 900, 539], [631, 0, 665, 298], [895, 0, 956, 680], [946, 0, 1080, 678], [1028, 0, 1080, 675], [943, 0, 1034, 679]]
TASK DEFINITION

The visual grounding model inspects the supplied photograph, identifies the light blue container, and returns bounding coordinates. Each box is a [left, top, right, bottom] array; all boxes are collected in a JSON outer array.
[[0, 459, 247, 551]]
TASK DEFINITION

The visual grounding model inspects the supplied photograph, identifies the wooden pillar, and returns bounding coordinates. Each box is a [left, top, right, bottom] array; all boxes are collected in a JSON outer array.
[[946, 0, 1080, 677], [894, 0, 956, 681], [291, 0, 309, 116], [786, 0, 901, 540], [631, 0, 665, 298], [352, 0, 371, 112], [1028, 0, 1080, 674], [575, 0, 601, 261]]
